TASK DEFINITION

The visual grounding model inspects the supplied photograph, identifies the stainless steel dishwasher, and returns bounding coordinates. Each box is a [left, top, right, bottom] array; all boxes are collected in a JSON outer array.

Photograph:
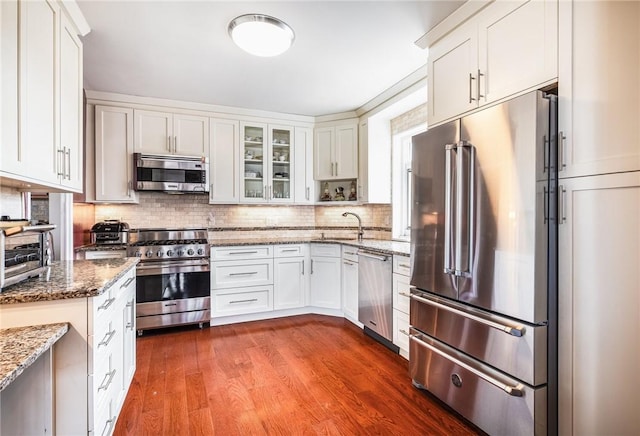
[[358, 249, 398, 352]]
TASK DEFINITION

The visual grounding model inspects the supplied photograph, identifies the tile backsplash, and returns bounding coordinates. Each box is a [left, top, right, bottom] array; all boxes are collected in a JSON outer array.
[[0, 186, 23, 219], [93, 192, 391, 239]]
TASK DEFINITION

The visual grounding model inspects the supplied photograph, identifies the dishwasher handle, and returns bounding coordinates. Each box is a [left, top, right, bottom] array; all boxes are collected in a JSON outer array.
[[357, 250, 389, 261]]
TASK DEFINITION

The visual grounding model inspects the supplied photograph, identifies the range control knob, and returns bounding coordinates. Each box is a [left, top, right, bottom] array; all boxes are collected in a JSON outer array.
[[177, 250, 184, 257], [135, 251, 142, 258], [156, 250, 164, 257], [187, 249, 195, 256], [166, 250, 174, 257], [197, 248, 204, 256], [145, 250, 153, 258]]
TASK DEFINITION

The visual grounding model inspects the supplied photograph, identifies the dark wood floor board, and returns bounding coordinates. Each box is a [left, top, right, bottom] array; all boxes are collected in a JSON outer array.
[[115, 314, 480, 436]]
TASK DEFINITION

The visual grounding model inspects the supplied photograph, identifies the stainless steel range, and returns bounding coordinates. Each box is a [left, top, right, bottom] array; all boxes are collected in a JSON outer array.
[[127, 228, 210, 335]]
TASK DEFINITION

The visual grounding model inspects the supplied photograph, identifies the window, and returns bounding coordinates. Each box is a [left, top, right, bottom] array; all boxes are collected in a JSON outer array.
[[392, 126, 425, 241]]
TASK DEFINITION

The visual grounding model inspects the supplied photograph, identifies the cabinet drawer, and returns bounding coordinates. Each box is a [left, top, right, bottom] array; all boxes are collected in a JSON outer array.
[[393, 255, 411, 276], [393, 309, 410, 353], [393, 273, 411, 314], [310, 243, 341, 257], [211, 245, 273, 261], [90, 318, 120, 369], [91, 392, 116, 436], [90, 351, 121, 415], [211, 259, 273, 288], [274, 244, 307, 258], [341, 245, 359, 263], [212, 286, 273, 316]]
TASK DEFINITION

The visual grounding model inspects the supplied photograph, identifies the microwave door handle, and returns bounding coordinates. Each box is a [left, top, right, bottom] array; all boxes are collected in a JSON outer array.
[[444, 144, 456, 275]]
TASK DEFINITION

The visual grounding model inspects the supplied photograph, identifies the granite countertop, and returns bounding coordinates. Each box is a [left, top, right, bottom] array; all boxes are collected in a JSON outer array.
[[0, 323, 68, 392], [75, 244, 128, 252], [209, 238, 411, 256], [0, 258, 139, 305]]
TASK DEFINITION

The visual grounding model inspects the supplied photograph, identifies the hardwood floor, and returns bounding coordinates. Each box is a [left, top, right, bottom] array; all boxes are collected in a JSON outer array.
[[114, 314, 481, 435]]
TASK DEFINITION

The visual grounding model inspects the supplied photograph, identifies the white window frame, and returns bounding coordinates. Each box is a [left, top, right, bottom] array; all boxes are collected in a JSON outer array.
[[392, 125, 426, 241]]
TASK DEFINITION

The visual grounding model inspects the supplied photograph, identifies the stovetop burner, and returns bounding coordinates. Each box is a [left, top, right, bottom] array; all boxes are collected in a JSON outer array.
[[126, 228, 210, 261]]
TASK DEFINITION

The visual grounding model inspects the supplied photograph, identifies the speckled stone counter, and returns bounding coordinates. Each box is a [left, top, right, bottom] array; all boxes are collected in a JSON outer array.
[[75, 244, 128, 252], [0, 258, 138, 305], [209, 238, 411, 256], [0, 323, 68, 392]]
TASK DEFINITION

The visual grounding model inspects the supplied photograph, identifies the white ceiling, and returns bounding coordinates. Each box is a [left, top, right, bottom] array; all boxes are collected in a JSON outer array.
[[77, 1, 465, 117]]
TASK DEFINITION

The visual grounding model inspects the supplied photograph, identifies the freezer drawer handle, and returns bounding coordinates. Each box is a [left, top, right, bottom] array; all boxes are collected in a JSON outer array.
[[358, 251, 388, 261], [410, 292, 525, 337], [410, 334, 524, 397]]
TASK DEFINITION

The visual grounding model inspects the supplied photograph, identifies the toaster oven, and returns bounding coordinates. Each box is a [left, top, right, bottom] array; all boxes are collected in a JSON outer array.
[[0, 224, 55, 290]]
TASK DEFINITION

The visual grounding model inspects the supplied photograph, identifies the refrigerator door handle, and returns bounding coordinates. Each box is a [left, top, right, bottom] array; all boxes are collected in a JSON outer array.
[[444, 144, 456, 274], [455, 141, 474, 276]]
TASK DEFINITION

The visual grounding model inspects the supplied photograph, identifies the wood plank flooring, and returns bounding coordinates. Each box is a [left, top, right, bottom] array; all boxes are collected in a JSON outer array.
[[114, 314, 481, 435]]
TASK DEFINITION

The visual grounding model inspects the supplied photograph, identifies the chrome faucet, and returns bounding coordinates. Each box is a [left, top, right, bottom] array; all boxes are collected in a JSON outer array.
[[342, 212, 364, 241]]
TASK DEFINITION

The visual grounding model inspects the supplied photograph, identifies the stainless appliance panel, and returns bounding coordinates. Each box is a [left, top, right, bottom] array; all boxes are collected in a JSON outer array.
[[410, 329, 547, 436], [358, 250, 393, 341], [458, 91, 549, 324], [136, 297, 210, 317], [410, 288, 547, 386], [136, 309, 211, 331], [410, 120, 460, 301]]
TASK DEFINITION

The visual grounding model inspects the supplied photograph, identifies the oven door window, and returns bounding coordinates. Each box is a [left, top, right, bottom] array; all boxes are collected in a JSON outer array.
[[137, 168, 204, 183], [136, 271, 210, 303]]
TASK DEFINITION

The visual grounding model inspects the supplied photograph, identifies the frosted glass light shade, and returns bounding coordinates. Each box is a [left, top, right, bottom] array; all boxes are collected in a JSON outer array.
[[228, 14, 295, 57]]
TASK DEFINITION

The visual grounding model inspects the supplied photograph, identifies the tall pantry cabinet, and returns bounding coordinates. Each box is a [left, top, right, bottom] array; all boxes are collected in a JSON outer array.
[[557, 1, 640, 435]]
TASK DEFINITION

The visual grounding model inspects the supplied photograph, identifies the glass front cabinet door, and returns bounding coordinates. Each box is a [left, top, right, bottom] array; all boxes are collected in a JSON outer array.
[[241, 123, 294, 203]]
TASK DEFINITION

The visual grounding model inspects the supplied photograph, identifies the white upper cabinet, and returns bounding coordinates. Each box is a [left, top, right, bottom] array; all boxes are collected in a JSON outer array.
[[94, 105, 138, 203], [59, 10, 83, 191], [428, 20, 478, 125], [558, 0, 640, 178], [427, 0, 558, 126], [0, 0, 85, 192], [209, 118, 240, 204], [134, 110, 209, 156], [293, 126, 315, 204], [240, 122, 295, 204], [314, 123, 358, 180]]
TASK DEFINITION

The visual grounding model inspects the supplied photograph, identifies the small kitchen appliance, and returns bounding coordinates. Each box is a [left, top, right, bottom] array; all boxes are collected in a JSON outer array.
[[126, 228, 210, 334], [1, 222, 56, 290], [90, 220, 130, 245], [133, 153, 209, 194]]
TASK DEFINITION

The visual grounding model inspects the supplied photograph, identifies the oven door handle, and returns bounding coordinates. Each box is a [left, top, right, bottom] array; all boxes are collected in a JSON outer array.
[[136, 260, 210, 276]]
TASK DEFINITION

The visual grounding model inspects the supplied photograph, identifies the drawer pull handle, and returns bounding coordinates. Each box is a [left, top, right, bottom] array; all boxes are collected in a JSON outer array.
[[280, 248, 298, 252], [398, 292, 411, 297], [410, 292, 525, 337], [121, 276, 135, 289], [228, 251, 259, 255], [101, 416, 116, 436], [99, 329, 116, 347], [410, 333, 524, 397], [399, 329, 410, 336], [229, 298, 259, 304], [98, 369, 116, 391], [399, 263, 410, 269], [345, 251, 356, 255], [98, 297, 115, 311], [228, 271, 258, 276], [164, 302, 178, 307]]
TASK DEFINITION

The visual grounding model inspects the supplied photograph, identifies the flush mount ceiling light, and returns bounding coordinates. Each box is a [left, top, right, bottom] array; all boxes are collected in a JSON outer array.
[[228, 14, 295, 57]]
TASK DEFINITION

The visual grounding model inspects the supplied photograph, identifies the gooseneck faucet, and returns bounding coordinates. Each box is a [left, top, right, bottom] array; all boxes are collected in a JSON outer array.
[[342, 211, 364, 241]]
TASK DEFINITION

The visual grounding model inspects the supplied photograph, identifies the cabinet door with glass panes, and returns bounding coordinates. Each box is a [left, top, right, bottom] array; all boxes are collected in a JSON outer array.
[[269, 125, 294, 203], [240, 122, 294, 203]]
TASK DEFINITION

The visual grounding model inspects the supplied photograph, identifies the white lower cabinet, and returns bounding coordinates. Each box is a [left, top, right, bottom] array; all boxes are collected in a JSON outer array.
[[341, 246, 359, 323], [309, 244, 342, 309], [78, 249, 127, 260], [392, 254, 411, 359], [558, 171, 640, 435], [0, 265, 136, 436], [211, 245, 275, 317], [274, 245, 308, 310]]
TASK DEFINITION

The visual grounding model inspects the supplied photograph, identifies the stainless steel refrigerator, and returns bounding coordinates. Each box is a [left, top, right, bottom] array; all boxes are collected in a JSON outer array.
[[409, 90, 557, 436]]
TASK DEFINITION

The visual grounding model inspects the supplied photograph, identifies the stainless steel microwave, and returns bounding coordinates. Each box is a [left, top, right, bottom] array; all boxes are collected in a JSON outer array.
[[133, 153, 209, 194]]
